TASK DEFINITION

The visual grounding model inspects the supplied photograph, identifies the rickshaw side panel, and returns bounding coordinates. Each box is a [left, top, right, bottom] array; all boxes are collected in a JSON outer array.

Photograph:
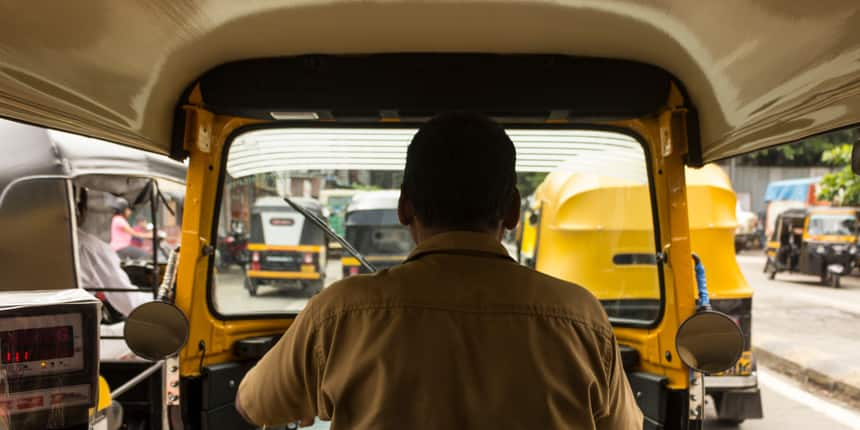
[[0, 178, 77, 289]]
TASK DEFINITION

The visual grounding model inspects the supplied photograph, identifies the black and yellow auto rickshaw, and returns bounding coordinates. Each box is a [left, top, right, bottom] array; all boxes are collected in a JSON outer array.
[[2, 2, 859, 428], [244, 197, 327, 296], [341, 190, 415, 277], [765, 207, 859, 288]]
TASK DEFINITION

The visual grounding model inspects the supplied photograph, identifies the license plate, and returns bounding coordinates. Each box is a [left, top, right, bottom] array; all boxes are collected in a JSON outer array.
[[301, 264, 316, 273], [267, 256, 293, 262]]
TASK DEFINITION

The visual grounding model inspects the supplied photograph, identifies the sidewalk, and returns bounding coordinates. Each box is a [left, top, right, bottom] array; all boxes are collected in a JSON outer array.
[[737, 253, 860, 406]]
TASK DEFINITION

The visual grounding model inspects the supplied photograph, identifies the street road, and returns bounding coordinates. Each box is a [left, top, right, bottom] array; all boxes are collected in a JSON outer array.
[[211, 252, 860, 428], [703, 367, 860, 429], [701, 251, 860, 429], [211, 259, 344, 314]]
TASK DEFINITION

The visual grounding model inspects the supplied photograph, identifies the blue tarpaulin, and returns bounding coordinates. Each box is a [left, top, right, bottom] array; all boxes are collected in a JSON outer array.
[[763, 177, 820, 203]]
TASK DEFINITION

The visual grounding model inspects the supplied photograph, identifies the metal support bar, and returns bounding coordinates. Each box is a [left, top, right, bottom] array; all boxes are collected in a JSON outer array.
[[111, 360, 164, 399], [85, 287, 155, 293]]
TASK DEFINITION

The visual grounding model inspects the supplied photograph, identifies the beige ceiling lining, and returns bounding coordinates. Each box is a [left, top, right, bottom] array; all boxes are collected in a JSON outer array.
[[0, 0, 858, 162]]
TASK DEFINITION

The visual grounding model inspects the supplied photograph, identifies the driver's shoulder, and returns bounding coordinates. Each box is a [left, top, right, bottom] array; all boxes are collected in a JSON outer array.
[[301, 269, 399, 321]]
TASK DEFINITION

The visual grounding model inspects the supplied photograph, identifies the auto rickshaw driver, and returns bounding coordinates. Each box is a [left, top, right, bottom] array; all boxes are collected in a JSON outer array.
[[776, 223, 803, 271], [235, 112, 642, 429]]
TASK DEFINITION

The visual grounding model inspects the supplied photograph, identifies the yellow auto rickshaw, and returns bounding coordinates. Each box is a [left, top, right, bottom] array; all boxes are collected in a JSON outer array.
[[340, 190, 415, 277], [244, 197, 327, 296], [2, 2, 858, 428], [520, 163, 761, 423], [765, 207, 859, 288]]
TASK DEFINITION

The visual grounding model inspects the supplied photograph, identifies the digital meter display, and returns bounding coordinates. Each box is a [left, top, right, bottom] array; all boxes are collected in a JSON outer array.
[[0, 325, 74, 363]]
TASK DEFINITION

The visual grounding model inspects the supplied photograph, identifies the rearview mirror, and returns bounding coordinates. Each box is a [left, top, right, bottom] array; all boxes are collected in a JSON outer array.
[[852, 139, 860, 175], [675, 310, 744, 373], [124, 301, 190, 361]]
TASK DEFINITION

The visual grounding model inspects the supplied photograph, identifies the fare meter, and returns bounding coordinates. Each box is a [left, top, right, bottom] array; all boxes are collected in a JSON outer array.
[[0, 290, 100, 430]]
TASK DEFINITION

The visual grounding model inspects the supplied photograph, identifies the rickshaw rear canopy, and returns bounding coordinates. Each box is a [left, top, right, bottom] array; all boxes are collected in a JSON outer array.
[[0, 1, 857, 162], [0, 119, 186, 204], [763, 178, 822, 203]]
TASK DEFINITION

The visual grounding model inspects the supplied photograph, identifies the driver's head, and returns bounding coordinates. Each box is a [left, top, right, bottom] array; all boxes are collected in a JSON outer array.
[[399, 112, 520, 239]]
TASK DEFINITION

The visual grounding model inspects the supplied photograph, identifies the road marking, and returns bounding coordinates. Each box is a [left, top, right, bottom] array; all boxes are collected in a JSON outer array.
[[759, 368, 860, 429]]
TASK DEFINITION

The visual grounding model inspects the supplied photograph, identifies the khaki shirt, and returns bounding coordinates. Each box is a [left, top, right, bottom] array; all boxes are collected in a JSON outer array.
[[238, 231, 643, 429]]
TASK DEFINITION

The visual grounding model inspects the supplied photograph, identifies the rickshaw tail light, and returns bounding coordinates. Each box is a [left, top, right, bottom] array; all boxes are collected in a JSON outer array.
[[303, 253, 313, 264], [349, 266, 360, 276], [251, 252, 261, 271]]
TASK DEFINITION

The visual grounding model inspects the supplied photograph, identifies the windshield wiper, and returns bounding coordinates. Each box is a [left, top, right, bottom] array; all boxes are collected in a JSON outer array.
[[283, 197, 376, 273]]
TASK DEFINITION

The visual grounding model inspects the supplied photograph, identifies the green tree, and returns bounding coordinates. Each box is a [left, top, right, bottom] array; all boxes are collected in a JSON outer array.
[[739, 129, 857, 166], [517, 172, 548, 197], [818, 144, 860, 206]]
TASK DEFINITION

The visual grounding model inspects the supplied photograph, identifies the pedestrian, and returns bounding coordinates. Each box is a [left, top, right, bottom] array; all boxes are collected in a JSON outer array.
[[109, 197, 150, 256]]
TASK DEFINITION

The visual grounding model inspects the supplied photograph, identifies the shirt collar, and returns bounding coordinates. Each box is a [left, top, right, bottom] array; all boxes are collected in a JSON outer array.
[[405, 231, 514, 263]]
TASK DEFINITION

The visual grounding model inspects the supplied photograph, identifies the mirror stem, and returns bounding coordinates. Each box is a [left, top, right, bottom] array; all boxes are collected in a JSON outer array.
[[691, 253, 711, 310], [157, 246, 180, 302]]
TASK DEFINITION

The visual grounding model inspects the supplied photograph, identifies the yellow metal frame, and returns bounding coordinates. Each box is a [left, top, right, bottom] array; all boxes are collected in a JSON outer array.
[[246, 244, 324, 252], [246, 270, 322, 280], [175, 84, 698, 390]]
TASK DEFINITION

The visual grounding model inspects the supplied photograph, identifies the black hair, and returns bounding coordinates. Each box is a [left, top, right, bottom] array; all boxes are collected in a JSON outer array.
[[401, 112, 517, 230]]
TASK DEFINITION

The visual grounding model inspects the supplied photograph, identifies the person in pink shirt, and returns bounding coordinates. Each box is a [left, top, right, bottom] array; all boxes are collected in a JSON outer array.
[[109, 198, 150, 252]]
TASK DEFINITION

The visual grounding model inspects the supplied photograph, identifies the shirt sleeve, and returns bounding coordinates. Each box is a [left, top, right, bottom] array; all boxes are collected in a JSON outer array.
[[595, 336, 644, 430], [237, 307, 320, 426], [114, 216, 130, 230], [79, 231, 151, 316]]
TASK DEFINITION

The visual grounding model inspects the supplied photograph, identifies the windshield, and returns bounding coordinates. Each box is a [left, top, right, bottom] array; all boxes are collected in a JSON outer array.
[[212, 127, 661, 325], [807, 214, 856, 236]]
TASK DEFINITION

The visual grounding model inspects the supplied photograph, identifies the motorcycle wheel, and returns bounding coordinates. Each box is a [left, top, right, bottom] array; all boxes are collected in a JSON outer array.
[[245, 276, 258, 296], [832, 274, 841, 288], [765, 262, 776, 280]]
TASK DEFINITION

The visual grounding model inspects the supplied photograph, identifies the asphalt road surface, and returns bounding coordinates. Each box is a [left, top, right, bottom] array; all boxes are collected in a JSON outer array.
[[710, 251, 860, 429], [212, 259, 344, 314], [703, 367, 859, 429], [211, 254, 860, 429]]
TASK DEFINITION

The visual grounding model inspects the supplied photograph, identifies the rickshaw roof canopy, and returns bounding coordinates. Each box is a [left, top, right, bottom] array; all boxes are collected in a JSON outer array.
[[685, 164, 733, 192], [252, 196, 322, 214], [348, 190, 401, 212], [0, 1, 858, 162], [0, 118, 186, 202], [763, 177, 822, 203], [227, 128, 644, 176]]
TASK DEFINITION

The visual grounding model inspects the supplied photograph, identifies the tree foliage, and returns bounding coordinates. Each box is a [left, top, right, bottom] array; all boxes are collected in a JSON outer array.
[[517, 172, 548, 197], [739, 129, 857, 166], [818, 144, 860, 206]]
